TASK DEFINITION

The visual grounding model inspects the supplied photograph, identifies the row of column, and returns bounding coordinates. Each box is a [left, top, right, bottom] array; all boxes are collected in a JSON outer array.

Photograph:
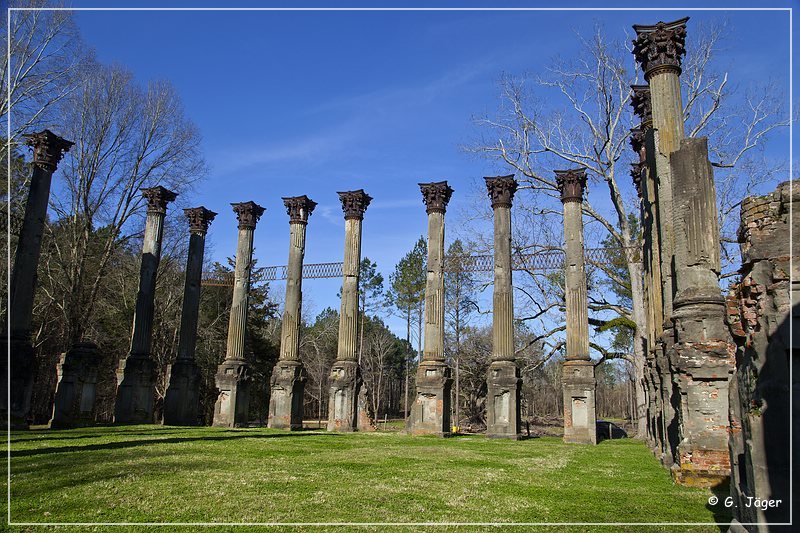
[[631, 17, 734, 487]]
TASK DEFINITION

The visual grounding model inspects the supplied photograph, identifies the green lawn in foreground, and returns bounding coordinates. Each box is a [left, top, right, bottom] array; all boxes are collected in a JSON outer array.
[[7, 425, 728, 531]]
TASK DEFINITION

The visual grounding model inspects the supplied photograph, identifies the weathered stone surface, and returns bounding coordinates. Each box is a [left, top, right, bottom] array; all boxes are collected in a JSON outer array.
[[115, 186, 176, 424], [408, 182, 453, 436], [268, 196, 314, 429], [726, 181, 795, 528], [556, 168, 597, 445], [667, 137, 733, 487], [50, 342, 100, 429], [486, 360, 522, 439], [484, 175, 522, 438], [5, 130, 73, 429], [269, 360, 307, 430], [212, 359, 251, 427], [163, 359, 203, 426], [164, 207, 215, 426], [328, 191, 374, 432], [213, 201, 263, 427]]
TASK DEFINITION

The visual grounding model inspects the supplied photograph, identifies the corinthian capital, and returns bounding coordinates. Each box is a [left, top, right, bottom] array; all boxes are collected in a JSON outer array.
[[630, 126, 646, 159], [232, 201, 265, 230], [632, 17, 689, 78], [555, 168, 587, 204], [282, 195, 317, 224], [630, 162, 644, 199], [23, 129, 74, 172], [184, 207, 217, 234], [630, 85, 653, 127], [337, 189, 372, 220], [419, 181, 454, 214], [141, 186, 178, 214], [484, 175, 517, 209]]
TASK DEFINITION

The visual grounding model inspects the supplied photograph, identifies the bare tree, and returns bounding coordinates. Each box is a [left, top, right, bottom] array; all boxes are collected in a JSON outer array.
[[37, 60, 206, 351], [469, 21, 788, 438]]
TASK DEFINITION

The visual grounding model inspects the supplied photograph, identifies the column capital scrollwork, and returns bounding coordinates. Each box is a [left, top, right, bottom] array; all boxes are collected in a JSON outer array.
[[630, 126, 646, 157], [632, 17, 689, 79], [630, 85, 653, 128], [282, 195, 317, 224], [419, 181, 454, 214], [484, 175, 517, 209], [231, 201, 265, 230], [630, 162, 644, 199], [141, 186, 178, 215], [555, 168, 588, 204], [184, 206, 217, 234], [337, 189, 372, 220], [23, 129, 74, 172]]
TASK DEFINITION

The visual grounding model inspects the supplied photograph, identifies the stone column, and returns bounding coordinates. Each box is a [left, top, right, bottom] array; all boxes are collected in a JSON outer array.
[[556, 168, 597, 445], [726, 182, 795, 528], [212, 201, 265, 427], [327, 190, 372, 432], [407, 181, 453, 436], [163, 207, 217, 426], [632, 18, 689, 467], [668, 137, 734, 487], [5, 130, 73, 429], [484, 175, 522, 439], [114, 186, 177, 424], [268, 196, 316, 430]]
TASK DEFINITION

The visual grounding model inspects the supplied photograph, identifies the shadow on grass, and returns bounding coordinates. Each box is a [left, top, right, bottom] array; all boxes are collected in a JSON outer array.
[[11, 431, 340, 458], [705, 479, 733, 531]]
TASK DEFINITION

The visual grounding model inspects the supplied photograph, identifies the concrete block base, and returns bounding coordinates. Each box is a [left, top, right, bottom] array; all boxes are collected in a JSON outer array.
[[486, 360, 522, 438], [407, 360, 452, 436], [562, 359, 597, 445], [163, 359, 202, 426], [212, 359, 251, 427], [327, 360, 360, 432], [114, 355, 156, 424], [50, 342, 100, 429], [268, 360, 306, 430]]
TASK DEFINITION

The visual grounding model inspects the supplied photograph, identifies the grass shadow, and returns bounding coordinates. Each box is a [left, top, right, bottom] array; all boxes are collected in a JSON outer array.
[[11, 431, 340, 458]]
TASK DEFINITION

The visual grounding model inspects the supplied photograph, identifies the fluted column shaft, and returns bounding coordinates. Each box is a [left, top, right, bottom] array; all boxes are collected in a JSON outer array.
[[225, 226, 255, 361], [492, 205, 514, 361], [130, 208, 168, 358], [423, 211, 446, 361], [563, 200, 590, 360], [337, 217, 362, 362], [279, 220, 308, 362]]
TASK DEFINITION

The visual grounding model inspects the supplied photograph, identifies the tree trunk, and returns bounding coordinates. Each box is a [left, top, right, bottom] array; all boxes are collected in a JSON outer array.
[[628, 259, 648, 438]]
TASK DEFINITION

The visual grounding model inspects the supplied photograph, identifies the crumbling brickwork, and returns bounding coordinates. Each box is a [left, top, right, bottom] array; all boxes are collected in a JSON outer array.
[[727, 181, 796, 530]]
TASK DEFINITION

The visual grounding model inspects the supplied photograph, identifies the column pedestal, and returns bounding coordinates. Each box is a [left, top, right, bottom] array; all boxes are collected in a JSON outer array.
[[486, 360, 522, 439], [562, 359, 597, 445], [7, 335, 35, 429], [268, 360, 306, 430], [50, 342, 100, 429], [213, 359, 251, 427], [407, 360, 452, 436], [163, 360, 202, 426], [114, 356, 156, 424], [327, 360, 362, 432]]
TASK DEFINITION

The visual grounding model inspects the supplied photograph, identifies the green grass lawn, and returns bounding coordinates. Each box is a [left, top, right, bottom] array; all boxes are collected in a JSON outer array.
[[6, 425, 729, 531]]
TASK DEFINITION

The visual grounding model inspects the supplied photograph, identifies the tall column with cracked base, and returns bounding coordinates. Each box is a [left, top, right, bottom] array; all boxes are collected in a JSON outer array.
[[163, 207, 217, 426], [556, 168, 597, 445], [5, 130, 73, 429], [407, 181, 453, 436], [668, 137, 734, 487], [115, 186, 177, 423], [632, 17, 690, 467], [328, 190, 373, 432], [213, 201, 265, 427], [484, 175, 522, 439], [631, 88, 674, 464], [268, 196, 316, 430]]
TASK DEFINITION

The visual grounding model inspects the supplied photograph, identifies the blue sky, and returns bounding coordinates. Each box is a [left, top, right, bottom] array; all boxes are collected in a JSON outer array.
[[35, 1, 794, 338]]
